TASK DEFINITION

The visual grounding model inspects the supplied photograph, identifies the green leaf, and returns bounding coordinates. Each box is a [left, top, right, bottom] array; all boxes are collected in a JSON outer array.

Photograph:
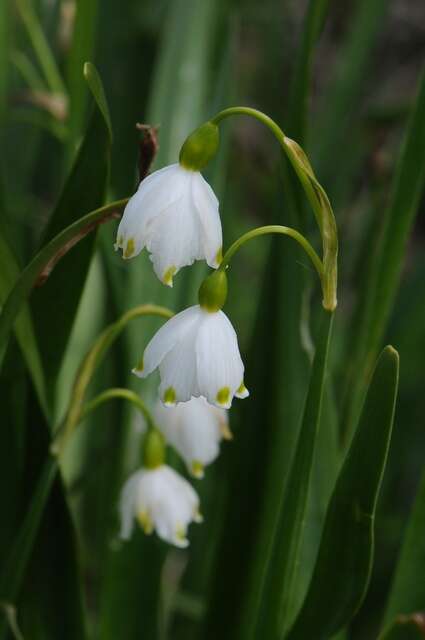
[[363, 70, 425, 362], [341, 69, 425, 442], [0, 341, 29, 576], [31, 62, 112, 399], [286, 346, 399, 640], [313, 0, 390, 182], [0, 457, 57, 605], [0, 389, 87, 640], [253, 310, 334, 638], [66, 2, 100, 148], [0, 230, 47, 416], [383, 470, 425, 625], [286, 0, 329, 141], [0, 199, 127, 375], [83, 62, 112, 140], [202, 224, 312, 640]]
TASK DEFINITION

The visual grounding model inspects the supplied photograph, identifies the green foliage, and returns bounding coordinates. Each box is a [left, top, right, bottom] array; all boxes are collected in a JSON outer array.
[[1, 1, 424, 640], [341, 70, 425, 443], [287, 346, 399, 640], [31, 60, 112, 398], [0, 231, 47, 414], [255, 311, 334, 638]]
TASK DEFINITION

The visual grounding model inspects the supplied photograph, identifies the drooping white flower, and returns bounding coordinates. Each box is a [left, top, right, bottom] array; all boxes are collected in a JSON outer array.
[[119, 465, 202, 548], [115, 164, 222, 286], [133, 305, 249, 409], [154, 397, 231, 478]]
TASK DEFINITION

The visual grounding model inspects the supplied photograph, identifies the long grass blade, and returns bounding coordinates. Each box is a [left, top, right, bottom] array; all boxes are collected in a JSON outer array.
[[31, 63, 112, 400], [341, 69, 425, 442], [0, 231, 47, 415], [287, 346, 399, 640], [254, 309, 334, 638], [66, 1, 100, 149]]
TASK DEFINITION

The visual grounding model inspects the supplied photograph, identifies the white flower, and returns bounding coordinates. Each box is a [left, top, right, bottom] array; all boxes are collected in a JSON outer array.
[[119, 465, 202, 548], [154, 397, 231, 478], [115, 163, 222, 286], [133, 305, 249, 409]]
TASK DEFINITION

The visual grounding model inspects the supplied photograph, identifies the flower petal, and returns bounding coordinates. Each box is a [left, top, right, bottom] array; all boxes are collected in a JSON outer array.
[[115, 164, 190, 260], [191, 173, 223, 268], [133, 306, 199, 378], [196, 310, 245, 408], [158, 322, 200, 404], [120, 465, 200, 548], [155, 397, 223, 474], [235, 381, 250, 399], [119, 470, 144, 539], [146, 191, 203, 285], [149, 466, 199, 546]]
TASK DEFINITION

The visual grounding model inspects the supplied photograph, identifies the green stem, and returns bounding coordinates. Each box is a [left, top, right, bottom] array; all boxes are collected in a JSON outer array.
[[220, 225, 324, 281], [50, 388, 157, 457], [79, 388, 155, 430], [212, 108, 313, 204], [212, 106, 286, 140], [210, 107, 338, 310], [51, 303, 173, 455]]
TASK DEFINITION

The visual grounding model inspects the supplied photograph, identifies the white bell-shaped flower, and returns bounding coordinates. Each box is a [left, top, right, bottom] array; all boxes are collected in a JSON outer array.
[[154, 397, 231, 478], [133, 305, 249, 409], [119, 465, 202, 548], [115, 163, 222, 286]]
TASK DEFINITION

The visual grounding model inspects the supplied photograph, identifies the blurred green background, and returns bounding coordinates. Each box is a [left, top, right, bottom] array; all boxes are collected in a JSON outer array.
[[0, 0, 424, 639]]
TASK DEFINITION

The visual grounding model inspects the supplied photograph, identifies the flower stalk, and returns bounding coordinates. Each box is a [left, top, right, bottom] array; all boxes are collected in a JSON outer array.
[[218, 224, 324, 279], [206, 106, 338, 310], [79, 388, 156, 430], [142, 426, 166, 469], [51, 304, 173, 456]]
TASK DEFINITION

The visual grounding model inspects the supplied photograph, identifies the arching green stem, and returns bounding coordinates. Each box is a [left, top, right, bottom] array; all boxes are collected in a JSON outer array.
[[79, 387, 156, 430], [210, 107, 338, 310], [212, 107, 286, 143], [51, 304, 173, 455], [220, 225, 324, 283]]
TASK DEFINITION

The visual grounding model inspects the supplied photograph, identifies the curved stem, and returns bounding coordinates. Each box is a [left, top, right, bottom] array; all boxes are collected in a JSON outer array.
[[210, 107, 338, 310], [79, 388, 155, 429], [211, 108, 320, 230], [52, 304, 173, 456], [220, 225, 324, 280], [212, 106, 285, 138]]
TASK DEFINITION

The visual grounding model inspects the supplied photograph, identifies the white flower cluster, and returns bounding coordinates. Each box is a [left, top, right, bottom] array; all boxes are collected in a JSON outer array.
[[117, 157, 249, 548]]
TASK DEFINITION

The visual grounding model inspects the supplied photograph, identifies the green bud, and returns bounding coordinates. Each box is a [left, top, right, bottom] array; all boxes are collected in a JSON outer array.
[[179, 122, 219, 171], [198, 269, 228, 312], [142, 428, 165, 469]]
